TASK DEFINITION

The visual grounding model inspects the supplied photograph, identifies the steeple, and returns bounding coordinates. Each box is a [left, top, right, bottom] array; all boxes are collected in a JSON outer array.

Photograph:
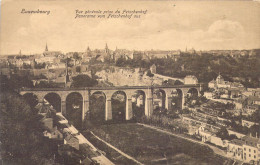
[[87, 46, 90, 51], [105, 43, 109, 54], [19, 50, 22, 56], [45, 43, 48, 52]]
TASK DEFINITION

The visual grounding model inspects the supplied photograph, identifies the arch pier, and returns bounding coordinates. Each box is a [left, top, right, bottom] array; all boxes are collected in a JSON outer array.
[[20, 85, 201, 122]]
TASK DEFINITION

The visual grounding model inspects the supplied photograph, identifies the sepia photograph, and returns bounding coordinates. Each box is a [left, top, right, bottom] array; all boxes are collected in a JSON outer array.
[[0, 0, 259, 164]]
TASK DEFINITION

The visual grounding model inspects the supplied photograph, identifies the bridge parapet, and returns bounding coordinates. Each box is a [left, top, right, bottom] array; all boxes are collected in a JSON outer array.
[[19, 84, 201, 92]]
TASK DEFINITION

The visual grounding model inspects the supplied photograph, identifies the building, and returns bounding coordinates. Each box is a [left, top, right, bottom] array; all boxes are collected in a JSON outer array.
[[204, 91, 214, 99], [208, 74, 244, 90], [227, 139, 244, 161], [150, 64, 156, 74], [227, 135, 260, 163], [43, 43, 62, 57], [241, 136, 260, 163], [248, 96, 260, 106], [64, 134, 80, 150], [43, 126, 63, 140], [242, 120, 259, 128], [184, 75, 198, 85], [197, 126, 227, 148]]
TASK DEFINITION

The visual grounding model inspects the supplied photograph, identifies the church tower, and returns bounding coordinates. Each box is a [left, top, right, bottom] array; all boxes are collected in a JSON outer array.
[[45, 43, 48, 52], [105, 43, 109, 54]]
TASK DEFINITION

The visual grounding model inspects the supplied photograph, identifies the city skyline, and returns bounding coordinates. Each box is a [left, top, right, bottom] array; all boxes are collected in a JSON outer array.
[[3, 42, 260, 56], [1, 1, 260, 55]]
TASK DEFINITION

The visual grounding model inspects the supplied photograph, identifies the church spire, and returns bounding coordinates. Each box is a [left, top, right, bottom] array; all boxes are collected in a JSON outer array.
[[105, 43, 109, 54], [45, 43, 48, 51]]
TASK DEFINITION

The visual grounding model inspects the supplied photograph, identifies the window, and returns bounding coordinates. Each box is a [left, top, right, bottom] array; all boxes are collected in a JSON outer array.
[[249, 149, 251, 152], [244, 148, 246, 151], [254, 155, 256, 158], [254, 150, 256, 153], [249, 154, 251, 157]]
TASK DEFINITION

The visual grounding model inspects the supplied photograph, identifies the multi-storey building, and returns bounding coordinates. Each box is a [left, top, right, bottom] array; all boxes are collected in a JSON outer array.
[[227, 135, 260, 164]]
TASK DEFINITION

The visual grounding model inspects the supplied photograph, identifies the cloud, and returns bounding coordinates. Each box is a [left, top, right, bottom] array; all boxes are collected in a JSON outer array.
[[1, 1, 259, 54], [206, 20, 244, 41]]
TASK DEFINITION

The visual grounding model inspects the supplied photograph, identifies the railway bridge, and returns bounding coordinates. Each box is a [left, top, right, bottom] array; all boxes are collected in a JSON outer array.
[[19, 84, 201, 122]]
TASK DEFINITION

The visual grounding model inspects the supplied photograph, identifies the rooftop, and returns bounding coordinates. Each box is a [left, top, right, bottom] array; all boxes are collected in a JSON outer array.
[[230, 139, 244, 146]]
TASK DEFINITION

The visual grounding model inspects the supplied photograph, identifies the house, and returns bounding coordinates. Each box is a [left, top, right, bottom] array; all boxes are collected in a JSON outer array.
[[234, 101, 243, 110], [64, 134, 80, 150], [208, 74, 244, 90], [241, 136, 260, 163], [227, 139, 244, 161], [184, 75, 198, 85], [228, 89, 241, 98], [150, 64, 157, 74], [227, 129, 246, 139], [41, 118, 53, 130], [242, 120, 259, 128], [248, 96, 260, 106], [243, 105, 259, 116], [197, 126, 227, 147], [204, 92, 214, 99], [43, 126, 63, 140], [208, 80, 216, 89], [95, 55, 104, 62]]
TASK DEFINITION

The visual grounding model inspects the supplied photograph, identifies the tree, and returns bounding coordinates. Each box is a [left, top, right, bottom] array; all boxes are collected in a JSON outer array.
[[0, 91, 56, 164], [73, 52, 82, 61], [76, 66, 81, 73], [146, 70, 154, 77], [8, 74, 34, 89], [216, 127, 229, 140], [71, 74, 98, 88], [249, 125, 260, 137]]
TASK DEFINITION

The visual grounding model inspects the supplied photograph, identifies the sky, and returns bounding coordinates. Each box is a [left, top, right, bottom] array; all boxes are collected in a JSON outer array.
[[0, 0, 260, 55]]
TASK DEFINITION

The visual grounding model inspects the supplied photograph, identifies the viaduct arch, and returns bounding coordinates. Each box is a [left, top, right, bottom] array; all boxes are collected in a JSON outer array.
[[19, 85, 201, 122]]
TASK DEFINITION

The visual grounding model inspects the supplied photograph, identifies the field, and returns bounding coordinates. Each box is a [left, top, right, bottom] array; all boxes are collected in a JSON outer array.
[[83, 123, 230, 165]]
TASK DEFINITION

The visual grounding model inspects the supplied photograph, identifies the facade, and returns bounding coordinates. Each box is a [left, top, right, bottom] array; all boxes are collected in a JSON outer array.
[[64, 134, 80, 150], [208, 74, 244, 90], [242, 120, 259, 128], [242, 136, 260, 163], [150, 64, 157, 74], [227, 139, 244, 161], [227, 135, 260, 163], [184, 75, 198, 85], [204, 92, 214, 99], [197, 126, 227, 147]]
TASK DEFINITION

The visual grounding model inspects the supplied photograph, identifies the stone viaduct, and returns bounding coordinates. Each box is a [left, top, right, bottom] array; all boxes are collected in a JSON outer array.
[[19, 84, 201, 122]]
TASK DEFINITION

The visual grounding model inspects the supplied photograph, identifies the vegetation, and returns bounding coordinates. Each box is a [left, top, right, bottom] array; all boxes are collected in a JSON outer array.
[[71, 74, 98, 88], [89, 94, 106, 124], [229, 120, 260, 137], [0, 91, 57, 164], [216, 127, 237, 140], [146, 70, 154, 77], [114, 54, 260, 87], [84, 123, 229, 165]]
